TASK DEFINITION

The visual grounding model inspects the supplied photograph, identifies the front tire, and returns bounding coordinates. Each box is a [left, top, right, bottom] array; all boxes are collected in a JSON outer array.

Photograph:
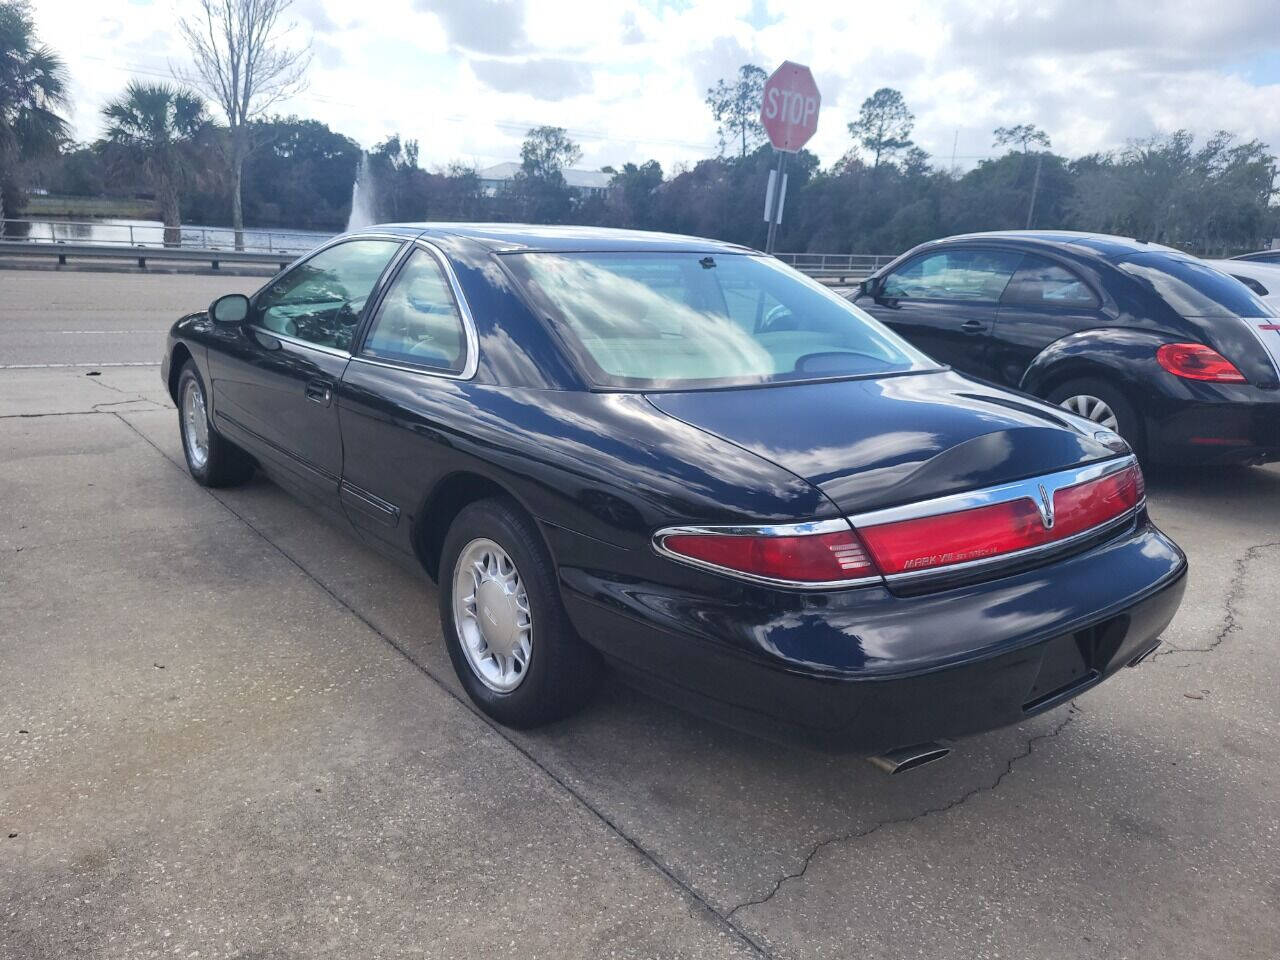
[[439, 498, 600, 728], [1046, 377, 1147, 460], [177, 361, 254, 487]]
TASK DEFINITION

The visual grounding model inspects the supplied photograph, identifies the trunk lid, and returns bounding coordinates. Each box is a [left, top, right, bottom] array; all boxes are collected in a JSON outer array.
[[646, 370, 1119, 515]]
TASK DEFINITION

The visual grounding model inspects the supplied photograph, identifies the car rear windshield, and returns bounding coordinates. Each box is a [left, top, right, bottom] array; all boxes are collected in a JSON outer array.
[[503, 252, 934, 389], [1117, 253, 1275, 318]]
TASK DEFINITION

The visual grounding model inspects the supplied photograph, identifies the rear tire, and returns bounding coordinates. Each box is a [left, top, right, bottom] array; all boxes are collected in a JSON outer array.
[[1046, 377, 1147, 460], [177, 361, 255, 487], [440, 497, 601, 728]]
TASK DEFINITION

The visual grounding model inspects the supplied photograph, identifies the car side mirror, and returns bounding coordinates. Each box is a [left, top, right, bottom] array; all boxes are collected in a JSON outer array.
[[858, 277, 880, 300], [209, 293, 250, 325]]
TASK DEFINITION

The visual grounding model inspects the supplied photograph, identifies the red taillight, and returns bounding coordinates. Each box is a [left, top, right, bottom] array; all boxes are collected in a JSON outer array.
[[857, 464, 1144, 576], [1052, 464, 1144, 538], [1156, 343, 1247, 383], [660, 528, 877, 584]]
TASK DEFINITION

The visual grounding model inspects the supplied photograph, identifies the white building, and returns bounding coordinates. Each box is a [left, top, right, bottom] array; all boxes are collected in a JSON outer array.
[[477, 162, 613, 198]]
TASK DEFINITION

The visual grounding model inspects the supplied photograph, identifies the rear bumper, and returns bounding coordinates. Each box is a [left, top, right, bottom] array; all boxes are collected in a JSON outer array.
[[1147, 388, 1280, 464], [556, 519, 1187, 754]]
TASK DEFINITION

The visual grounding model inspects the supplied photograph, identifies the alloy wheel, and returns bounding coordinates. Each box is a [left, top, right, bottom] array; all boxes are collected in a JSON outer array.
[[452, 538, 533, 693], [182, 378, 210, 470], [1059, 393, 1119, 431]]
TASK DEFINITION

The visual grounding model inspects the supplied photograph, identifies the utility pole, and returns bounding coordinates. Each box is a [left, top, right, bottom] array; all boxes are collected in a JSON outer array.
[[1026, 152, 1043, 229]]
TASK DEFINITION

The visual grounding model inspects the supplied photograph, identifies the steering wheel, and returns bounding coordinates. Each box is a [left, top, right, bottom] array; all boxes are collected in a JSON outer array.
[[759, 303, 796, 333], [335, 297, 365, 327]]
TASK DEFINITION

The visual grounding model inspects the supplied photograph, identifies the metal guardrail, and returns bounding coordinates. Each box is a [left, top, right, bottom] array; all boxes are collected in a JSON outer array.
[[0, 218, 327, 256], [775, 252, 896, 282], [0, 227, 895, 280], [0, 238, 295, 271]]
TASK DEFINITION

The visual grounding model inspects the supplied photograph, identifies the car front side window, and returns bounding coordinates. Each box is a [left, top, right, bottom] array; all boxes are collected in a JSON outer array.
[[361, 248, 470, 374], [253, 239, 402, 351], [881, 249, 1022, 302]]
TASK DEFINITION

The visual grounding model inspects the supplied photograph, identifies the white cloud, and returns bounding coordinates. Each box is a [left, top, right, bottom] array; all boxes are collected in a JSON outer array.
[[470, 57, 594, 100], [31, 0, 1280, 177]]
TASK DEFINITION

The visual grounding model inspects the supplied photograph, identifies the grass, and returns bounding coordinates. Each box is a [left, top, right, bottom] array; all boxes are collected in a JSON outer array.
[[19, 195, 160, 220]]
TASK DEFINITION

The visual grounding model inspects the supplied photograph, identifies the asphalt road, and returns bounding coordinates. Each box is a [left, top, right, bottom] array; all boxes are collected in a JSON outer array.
[[0, 271, 262, 368], [2, 269, 1278, 960]]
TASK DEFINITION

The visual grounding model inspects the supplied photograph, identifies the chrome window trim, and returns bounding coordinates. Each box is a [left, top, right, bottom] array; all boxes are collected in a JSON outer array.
[[245, 325, 352, 358], [352, 238, 480, 382], [651, 518, 884, 591], [846, 455, 1138, 528]]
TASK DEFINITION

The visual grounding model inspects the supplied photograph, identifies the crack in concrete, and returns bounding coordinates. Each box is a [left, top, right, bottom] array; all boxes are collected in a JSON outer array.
[[1151, 540, 1280, 661], [726, 705, 1079, 923], [0, 410, 108, 420]]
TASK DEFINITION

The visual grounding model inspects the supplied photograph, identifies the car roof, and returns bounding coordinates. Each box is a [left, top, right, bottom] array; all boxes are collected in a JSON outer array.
[[928, 230, 1185, 262], [365, 222, 757, 254]]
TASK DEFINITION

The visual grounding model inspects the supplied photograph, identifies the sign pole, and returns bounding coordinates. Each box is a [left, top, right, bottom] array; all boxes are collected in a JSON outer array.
[[764, 150, 788, 254], [758, 61, 820, 258]]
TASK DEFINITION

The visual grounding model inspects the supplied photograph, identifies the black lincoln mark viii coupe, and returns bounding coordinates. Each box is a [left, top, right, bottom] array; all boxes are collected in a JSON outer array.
[[162, 225, 1187, 771], [853, 231, 1280, 464]]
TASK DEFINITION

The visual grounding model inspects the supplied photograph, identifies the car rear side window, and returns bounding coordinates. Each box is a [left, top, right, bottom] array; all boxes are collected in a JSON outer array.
[[1118, 253, 1274, 318], [881, 249, 1022, 301], [253, 239, 402, 351], [1002, 255, 1098, 308], [361, 248, 469, 374]]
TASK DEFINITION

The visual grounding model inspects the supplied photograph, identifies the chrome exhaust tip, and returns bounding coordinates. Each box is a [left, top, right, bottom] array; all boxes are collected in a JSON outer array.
[[866, 742, 951, 774]]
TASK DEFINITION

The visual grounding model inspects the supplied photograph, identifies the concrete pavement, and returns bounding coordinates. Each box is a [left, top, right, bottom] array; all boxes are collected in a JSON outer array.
[[1, 270, 1277, 959]]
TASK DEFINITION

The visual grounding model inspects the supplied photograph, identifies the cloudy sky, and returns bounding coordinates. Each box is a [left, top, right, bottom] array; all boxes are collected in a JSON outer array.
[[34, 0, 1280, 174]]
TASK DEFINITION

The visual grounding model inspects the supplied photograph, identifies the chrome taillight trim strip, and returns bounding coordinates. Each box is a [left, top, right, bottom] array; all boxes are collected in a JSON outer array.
[[846, 455, 1139, 529], [651, 518, 884, 590], [651, 456, 1142, 591]]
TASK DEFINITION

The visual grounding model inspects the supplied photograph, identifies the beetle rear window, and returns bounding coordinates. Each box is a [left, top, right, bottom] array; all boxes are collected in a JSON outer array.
[[1117, 253, 1276, 319], [503, 252, 935, 389]]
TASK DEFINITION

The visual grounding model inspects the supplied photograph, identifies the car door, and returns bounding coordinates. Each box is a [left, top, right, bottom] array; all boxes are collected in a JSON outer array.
[[989, 254, 1104, 388], [337, 242, 477, 556], [862, 247, 1023, 379], [206, 237, 405, 505]]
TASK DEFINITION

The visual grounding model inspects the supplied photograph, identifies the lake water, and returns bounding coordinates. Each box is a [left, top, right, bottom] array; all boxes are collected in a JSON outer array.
[[3, 217, 332, 256]]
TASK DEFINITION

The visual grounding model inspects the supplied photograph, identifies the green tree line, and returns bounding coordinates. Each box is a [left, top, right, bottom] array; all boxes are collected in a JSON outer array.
[[4, 0, 1277, 257]]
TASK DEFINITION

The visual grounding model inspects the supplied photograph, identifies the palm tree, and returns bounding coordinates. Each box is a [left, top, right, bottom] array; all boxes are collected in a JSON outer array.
[[0, 0, 70, 232], [102, 82, 207, 245]]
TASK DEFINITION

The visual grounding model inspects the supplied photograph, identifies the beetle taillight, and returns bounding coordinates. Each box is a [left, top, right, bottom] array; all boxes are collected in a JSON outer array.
[[661, 529, 877, 584], [1156, 343, 1247, 383]]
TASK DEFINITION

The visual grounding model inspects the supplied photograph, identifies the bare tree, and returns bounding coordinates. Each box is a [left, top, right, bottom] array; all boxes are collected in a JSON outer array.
[[177, 0, 310, 248], [993, 125, 1053, 226], [993, 123, 1051, 154]]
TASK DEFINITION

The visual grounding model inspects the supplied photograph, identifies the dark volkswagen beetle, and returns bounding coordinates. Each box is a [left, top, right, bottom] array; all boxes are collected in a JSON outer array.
[[852, 231, 1280, 464], [162, 225, 1186, 769]]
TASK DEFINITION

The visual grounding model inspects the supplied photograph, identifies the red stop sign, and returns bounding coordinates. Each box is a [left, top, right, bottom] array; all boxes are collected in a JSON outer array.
[[760, 61, 820, 153]]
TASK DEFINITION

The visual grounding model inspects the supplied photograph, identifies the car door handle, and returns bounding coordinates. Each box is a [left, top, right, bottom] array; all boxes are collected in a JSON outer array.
[[305, 379, 332, 406], [960, 319, 987, 334]]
